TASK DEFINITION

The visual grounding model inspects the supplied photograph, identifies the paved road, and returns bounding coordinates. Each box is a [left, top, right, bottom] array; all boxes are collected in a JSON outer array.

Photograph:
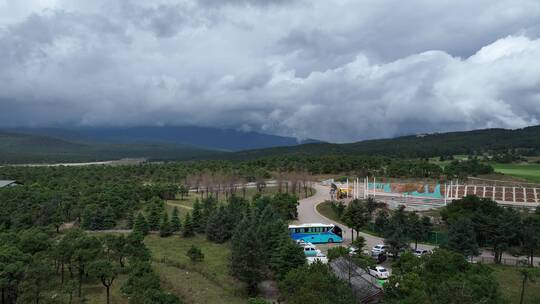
[[294, 183, 435, 251], [295, 183, 535, 266]]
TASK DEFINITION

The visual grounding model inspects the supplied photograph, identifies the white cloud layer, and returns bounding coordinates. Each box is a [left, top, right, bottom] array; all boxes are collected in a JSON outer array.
[[0, 0, 539, 142]]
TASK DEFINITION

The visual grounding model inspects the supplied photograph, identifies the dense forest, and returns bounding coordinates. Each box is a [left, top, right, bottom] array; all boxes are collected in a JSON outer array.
[[0, 132, 215, 164], [0, 151, 535, 303], [0, 158, 340, 303], [2, 125, 539, 164], [0, 151, 498, 241], [222, 125, 540, 160]]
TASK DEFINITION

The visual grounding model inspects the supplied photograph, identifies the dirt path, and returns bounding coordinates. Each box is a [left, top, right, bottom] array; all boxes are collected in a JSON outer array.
[[166, 201, 193, 210]]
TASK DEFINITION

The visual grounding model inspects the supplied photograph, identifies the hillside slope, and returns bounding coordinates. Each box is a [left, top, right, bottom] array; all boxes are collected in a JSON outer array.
[[7, 126, 319, 151], [0, 132, 218, 164], [224, 125, 540, 160]]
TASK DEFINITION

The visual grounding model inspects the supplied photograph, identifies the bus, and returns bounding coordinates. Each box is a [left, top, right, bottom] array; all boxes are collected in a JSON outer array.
[[288, 223, 343, 244]]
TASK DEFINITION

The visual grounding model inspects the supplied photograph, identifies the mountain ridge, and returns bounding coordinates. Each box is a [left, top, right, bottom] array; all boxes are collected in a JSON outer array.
[[219, 125, 540, 160], [5, 126, 320, 151], [1, 125, 539, 164]]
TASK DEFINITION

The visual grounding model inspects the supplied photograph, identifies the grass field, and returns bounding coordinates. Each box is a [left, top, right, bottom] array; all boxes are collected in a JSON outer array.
[[490, 265, 540, 304], [164, 186, 282, 219], [491, 163, 540, 183], [315, 201, 383, 239], [316, 201, 344, 223], [75, 233, 247, 304], [82, 274, 129, 304], [145, 234, 247, 304], [165, 186, 314, 218]]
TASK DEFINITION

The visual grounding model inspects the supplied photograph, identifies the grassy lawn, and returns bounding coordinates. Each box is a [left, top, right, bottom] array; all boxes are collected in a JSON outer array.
[[316, 200, 343, 223], [490, 265, 540, 304], [316, 201, 448, 245], [173, 186, 282, 206], [166, 186, 314, 218], [76, 234, 246, 304], [82, 274, 129, 304], [144, 234, 247, 304], [44, 271, 129, 304], [491, 163, 540, 183], [164, 187, 282, 219], [315, 201, 381, 238]]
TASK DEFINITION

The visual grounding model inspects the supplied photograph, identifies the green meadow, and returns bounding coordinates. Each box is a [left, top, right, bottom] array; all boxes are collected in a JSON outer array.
[[492, 163, 540, 183]]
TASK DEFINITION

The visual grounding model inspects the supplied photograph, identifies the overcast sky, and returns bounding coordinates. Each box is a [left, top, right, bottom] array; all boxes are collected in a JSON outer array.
[[0, 0, 539, 142]]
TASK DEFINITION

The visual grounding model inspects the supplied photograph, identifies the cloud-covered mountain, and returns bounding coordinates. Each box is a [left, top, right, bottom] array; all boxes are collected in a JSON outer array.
[[0, 1, 539, 142]]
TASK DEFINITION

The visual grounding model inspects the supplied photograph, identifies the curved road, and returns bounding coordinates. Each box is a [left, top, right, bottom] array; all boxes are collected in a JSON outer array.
[[296, 183, 435, 251]]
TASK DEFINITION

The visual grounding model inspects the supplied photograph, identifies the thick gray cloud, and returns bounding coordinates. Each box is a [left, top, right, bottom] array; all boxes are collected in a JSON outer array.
[[0, 0, 539, 142]]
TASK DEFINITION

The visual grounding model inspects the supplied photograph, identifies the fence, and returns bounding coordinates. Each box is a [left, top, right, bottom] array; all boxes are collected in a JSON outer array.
[[363, 223, 448, 246], [426, 231, 448, 245], [475, 256, 540, 267]]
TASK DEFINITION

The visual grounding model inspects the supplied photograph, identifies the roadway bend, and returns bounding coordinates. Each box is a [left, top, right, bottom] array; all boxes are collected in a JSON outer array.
[[295, 183, 435, 251]]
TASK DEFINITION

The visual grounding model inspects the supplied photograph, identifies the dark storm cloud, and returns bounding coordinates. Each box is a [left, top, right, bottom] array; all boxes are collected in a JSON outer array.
[[0, 0, 539, 142]]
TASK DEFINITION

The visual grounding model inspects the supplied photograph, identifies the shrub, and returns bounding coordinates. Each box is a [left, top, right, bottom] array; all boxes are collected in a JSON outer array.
[[186, 245, 204, 262]]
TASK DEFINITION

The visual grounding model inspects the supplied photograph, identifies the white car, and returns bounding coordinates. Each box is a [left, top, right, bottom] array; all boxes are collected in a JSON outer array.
[[371, 244, 388, 256], [413, 249, 432, 257], [368, 266, 390, 280], [307, 253, 329, 265], [303, 244, 322, 257], [296, 239, 308, 246]]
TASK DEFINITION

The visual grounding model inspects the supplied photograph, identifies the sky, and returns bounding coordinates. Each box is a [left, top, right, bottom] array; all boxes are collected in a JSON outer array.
[[0, 0, 539, 143]]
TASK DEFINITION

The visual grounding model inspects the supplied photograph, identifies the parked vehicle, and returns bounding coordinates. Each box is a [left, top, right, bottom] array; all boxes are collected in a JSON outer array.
[[368, 266, 390, 280], [371, 244, 388, 256], [307, 253, 329, 265], [413, 249, 432, 257], [302, 244, 322, 257], [375, 252, 387, 264], [296, 239, 310, 247], [289, 223, 343, 244]]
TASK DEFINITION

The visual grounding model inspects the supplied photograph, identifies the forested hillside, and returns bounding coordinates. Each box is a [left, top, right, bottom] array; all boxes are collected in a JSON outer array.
[[5, 126, 318, 151], [2, 126, 539, 164], [224, 125, 540, 160], [0, 132, 216, 164]]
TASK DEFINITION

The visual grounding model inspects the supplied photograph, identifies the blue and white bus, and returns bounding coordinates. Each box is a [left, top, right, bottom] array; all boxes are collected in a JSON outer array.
[[288, 223, 343, 244]]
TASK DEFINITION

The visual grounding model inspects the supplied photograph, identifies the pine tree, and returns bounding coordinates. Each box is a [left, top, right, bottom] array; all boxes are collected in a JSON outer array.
[[133, 213, 149, 236], [183, 212, 195, 237], [81, 204, 102, 230], [126, 209, 135, 229], [192, 199, 203, 233], [147, 204, 161, 231], [159, 212, 172, 237], [375, 210, 389, 234], [257, 206, 288, 264], [200, 197, 217, 232], [407, 212, 429, 250], [384, 205, 410, 258], [186, 245, 204, 262], [342, 199, 369, 242], [522, 216, 540, 266], [447, 217, 479, 261], [103, 206, 116, 230], [170, 207, 181, 232], [206, 205, 235, 243], [231, 214, 264, 295], [271, 238, 306, 279]]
